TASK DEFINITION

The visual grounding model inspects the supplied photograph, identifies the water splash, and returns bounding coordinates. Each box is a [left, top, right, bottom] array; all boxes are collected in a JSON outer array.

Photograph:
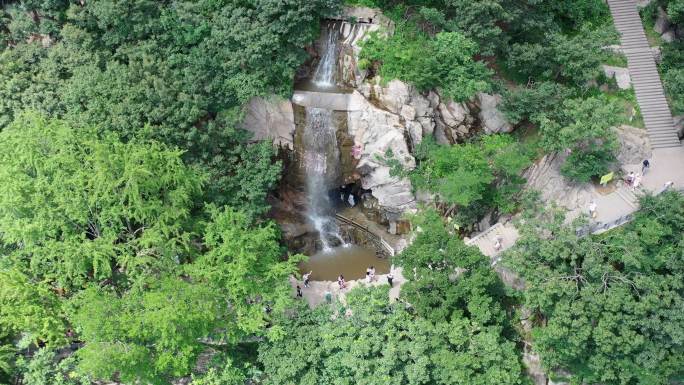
[[312, 24, 339, 88], [302, 108, 347, 251]]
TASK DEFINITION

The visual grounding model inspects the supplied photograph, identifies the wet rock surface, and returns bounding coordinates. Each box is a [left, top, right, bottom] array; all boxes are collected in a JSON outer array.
[[241, 96, 296, 148]]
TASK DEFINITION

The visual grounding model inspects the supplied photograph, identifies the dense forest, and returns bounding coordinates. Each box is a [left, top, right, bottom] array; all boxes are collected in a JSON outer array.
[[0, 1, 682, 385]]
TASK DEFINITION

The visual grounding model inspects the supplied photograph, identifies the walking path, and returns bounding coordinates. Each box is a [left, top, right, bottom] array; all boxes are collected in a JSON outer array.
[[468, 1, 684, 259], [468, 149, 684, 261], [290, 267, 406, 307], [608, 0, 681, 148]]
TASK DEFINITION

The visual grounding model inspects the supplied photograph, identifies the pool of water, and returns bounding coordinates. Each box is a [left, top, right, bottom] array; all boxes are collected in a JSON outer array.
[[299, 245, 390, 281]]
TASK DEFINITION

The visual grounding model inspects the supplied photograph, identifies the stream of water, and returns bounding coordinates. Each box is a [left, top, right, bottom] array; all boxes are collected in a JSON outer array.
[[312, 24, 339, 88], [302, 107, 346, 251], [296, 22, 392, 280]]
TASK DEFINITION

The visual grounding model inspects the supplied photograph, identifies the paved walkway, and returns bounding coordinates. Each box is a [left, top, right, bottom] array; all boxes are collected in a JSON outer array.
[[468, 148, 684, 260], [608, 0, 681, 148], [467, 1, 684, 259], [290, 267, 406, 307]]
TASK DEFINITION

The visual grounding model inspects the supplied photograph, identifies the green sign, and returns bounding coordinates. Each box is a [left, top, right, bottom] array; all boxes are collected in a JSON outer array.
[[600, 172, 614, 186]]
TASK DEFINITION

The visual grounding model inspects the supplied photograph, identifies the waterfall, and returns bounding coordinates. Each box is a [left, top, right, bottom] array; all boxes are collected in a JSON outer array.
[[312, 24, 339, 87], [302, 108, 346, 251]]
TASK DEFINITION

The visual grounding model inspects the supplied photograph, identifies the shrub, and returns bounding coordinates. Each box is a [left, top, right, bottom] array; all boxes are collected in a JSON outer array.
[[360, 22, 491, 101]]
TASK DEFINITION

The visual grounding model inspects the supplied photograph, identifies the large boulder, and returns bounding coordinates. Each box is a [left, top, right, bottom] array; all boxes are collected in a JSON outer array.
[[603, 65, 632, 90], [523, 152, 595, 221], [347, 89, 417, 214], [241, 96, 296, 148], [434, 91, 474, 144], [674, 115, 684, 139], [477, 93, 513, 134], [654, 6, 671, 34], [614, 125, 652, 167], [360, 79, 436, 145]]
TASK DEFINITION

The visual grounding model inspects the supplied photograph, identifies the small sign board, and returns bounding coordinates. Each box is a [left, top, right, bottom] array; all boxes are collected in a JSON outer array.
[[600, 172, 614, 186]]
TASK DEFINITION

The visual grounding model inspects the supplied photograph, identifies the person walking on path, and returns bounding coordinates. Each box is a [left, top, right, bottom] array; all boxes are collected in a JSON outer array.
[[337, 275, 346, 289], [387, 271, 394, 287], [588, 201, 597, 219], [365, 271, 372, 284], [303, 271, 312, 288], [493, 235, 503, 252], [642, 159, 650, 174], [370, 266, 376, 281], [296, 285, 303, 298]]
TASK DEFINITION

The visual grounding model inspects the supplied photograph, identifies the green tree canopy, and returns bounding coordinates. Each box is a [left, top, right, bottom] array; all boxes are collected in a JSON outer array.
[[361, 24, 491, 102], [504, 192, 684, 384], [0, 112, 203, 290], [411, 135, 531, 214]]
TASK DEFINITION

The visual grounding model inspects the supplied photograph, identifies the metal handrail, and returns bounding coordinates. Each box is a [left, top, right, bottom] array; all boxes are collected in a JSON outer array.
[[334, 213, 395, 256]]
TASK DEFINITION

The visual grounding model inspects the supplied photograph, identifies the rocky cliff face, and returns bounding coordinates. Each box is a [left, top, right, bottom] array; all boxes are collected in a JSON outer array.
[[345, 78, 513, 217], [246, 7, 515, 224]]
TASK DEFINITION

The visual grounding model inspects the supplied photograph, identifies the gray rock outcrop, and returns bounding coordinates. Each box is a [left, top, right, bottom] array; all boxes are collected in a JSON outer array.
[[523, 152, 595, 220], [603, 65, 632, 90], [477, 93, 513, 134], [674, 115, 684, 139], [434, 92, 475, 144], [655, 6, 671, 34], [614, 125, 652, 166], [241, 96, 296, 148], [347, 85, 418, 215]]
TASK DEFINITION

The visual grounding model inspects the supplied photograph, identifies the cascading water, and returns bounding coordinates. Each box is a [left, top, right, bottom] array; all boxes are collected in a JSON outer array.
[[294, 21, 390, 280], [302, 107, 347, 251], [312, 24, 339, 88]]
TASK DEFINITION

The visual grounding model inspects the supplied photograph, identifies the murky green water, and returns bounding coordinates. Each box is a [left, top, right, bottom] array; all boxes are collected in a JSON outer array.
[[299, 245, 390, 281]]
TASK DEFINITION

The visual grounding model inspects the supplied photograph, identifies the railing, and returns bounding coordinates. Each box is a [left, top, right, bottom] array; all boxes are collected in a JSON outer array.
[[464, 223, 503, 247], [575, 186, 683, 237], [334, 213, 395, 256]]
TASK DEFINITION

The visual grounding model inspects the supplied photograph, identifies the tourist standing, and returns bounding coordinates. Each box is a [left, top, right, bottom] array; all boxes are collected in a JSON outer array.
[[493, 236, 503, 252], [303, 271, 312, 288], [642, 159, 650, 174], [365, 271, 372, 284], [387, 271, 394, 287], [626, 171, 635, 186], [632, 174, 642, 191], [296, 285, 303, 298], [338, 275, 346, 289], [370, 266, 376, 281], [588, 201, 597, 218], [324, 290, 332, 304]]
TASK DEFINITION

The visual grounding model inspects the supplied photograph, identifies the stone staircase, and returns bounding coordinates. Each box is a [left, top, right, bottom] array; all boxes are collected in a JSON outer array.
[[614, 183, 640, 209], [465, 222, 519, 264], [608, 0, 682, 149]]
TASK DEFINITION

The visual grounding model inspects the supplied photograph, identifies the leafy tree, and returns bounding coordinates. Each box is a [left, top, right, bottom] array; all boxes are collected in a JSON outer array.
[[68, 278, 225, 385], [13, 347, 88, 385], [504, 192, 684, 384], [188, 205, 304, 340], [259, 287, 523, 385], [361, 24, 491, 101], [506, 26, 616, 87], [411, 135, 531, 215], [538, 96, 621, 181], [0, 112, 204, 290], [432, 0, 511, 56], [0, 269, 68, 347], [67, 205, 301, 384], [662, 67, 684, 114], [502, 81, 572, 126]]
